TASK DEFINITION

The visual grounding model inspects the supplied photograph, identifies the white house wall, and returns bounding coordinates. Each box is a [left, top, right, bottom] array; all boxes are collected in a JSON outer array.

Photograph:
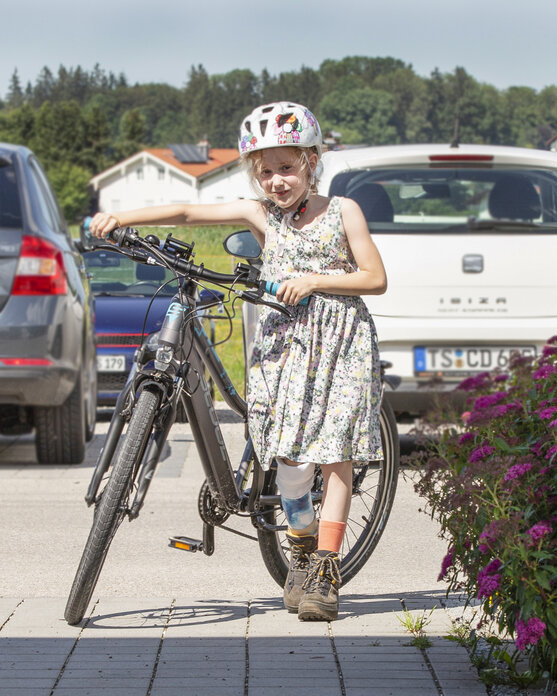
[[198, 167, 254, 203], [96, 157, 255, 212]]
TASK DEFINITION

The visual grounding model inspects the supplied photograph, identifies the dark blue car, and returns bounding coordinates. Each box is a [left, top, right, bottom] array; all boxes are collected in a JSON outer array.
[[83, 248, 177, 406]]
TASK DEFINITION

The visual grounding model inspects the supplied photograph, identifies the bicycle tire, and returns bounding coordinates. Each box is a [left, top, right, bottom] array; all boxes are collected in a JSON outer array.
[[64, 386, 161, 625], [257, 397, 400, 587]]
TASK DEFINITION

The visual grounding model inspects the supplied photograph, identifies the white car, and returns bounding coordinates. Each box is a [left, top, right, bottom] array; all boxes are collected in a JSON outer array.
[[317, 143, 557, 418]]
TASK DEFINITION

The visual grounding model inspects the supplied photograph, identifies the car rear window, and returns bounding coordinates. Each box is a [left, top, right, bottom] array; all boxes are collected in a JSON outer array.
[[84, 250, 178, 296], [329, 167, 557, 233], [0, 161, 23, 228]]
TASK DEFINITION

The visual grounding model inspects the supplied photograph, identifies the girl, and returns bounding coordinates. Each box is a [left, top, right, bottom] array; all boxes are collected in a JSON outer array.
[[90, 101, 387, 621]]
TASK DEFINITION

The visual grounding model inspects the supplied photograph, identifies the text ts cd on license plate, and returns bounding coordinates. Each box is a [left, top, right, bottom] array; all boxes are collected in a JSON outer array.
[[414, 345, 536, 376]]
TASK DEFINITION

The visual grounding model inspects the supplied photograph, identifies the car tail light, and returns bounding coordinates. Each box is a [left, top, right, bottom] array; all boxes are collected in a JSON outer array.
[[0, 358, 52, 366], [12, 235, 67, 295], [429, 154, 494, 162]]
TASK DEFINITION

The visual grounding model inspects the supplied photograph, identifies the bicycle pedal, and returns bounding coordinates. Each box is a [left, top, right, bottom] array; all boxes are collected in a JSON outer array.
[[169, 536, 203, 553]]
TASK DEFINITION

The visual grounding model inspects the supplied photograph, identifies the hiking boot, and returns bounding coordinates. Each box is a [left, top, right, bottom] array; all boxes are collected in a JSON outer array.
[[297, 550, 341, 621], [283, 531, 318, 613]]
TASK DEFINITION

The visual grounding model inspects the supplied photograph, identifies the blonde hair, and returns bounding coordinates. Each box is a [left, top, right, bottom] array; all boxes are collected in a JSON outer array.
[[242, 145, 321, 198]]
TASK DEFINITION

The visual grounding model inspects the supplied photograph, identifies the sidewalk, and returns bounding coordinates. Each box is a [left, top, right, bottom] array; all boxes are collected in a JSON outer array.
[[0, 592, 487, 696], [0, 411, 490, 695]]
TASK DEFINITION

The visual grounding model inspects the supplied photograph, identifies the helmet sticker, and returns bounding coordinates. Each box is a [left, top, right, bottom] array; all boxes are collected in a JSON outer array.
[[240, 133, 258, 153], [274, 113, 301, 145]]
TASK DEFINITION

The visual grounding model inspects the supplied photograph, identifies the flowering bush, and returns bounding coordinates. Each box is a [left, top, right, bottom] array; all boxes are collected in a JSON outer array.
[[411, 337, 557, 681]]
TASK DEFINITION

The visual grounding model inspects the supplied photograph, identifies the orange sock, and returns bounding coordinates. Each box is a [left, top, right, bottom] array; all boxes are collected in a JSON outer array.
[[318, 520, 346, 553]]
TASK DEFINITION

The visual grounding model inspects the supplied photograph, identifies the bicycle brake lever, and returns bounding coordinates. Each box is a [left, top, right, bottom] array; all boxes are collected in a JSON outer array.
[[238, 291, 293, 319]]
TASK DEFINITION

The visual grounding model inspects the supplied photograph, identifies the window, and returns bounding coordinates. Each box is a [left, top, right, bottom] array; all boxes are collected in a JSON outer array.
[[0, 162, 22, 228], [329, 167, 557, 233], [158, 167, 165, 180], [137, 167, 144, 180], [28, 158, 61, 231]]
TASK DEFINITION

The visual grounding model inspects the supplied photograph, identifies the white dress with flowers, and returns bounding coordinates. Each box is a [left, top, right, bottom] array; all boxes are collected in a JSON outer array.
[[247, 196, 383, 471]]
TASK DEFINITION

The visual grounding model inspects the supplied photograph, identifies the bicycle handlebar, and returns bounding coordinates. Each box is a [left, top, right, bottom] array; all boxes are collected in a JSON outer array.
[[104, 226, 294, 317]]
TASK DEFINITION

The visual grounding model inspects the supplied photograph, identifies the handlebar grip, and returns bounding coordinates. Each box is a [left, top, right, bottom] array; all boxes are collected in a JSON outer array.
[[264, 281, 309, 306]]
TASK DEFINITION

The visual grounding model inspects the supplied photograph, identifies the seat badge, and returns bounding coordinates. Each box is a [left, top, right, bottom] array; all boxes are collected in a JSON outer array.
[[462, 254, 484, 273]]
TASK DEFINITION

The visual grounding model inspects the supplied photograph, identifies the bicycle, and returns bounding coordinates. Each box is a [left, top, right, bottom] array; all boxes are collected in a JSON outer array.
[[64, 226, 400, 626]]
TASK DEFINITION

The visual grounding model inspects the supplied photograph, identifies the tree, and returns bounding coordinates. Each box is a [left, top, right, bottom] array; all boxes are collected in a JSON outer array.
[[81, 104, 111, 171], [499, 86, 540, 147], [47, 162, 92, 222], [115, 108, 146, 159], [31, 100, 87, 167], [6, 69, 24, 108], [320, 87, 397, 145]]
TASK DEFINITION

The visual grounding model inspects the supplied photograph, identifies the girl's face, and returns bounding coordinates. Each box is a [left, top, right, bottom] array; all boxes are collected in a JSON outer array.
[[257, 148, 317, 211]]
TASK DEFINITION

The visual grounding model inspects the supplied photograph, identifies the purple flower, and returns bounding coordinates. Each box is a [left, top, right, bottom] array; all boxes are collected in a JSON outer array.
[[477, 558, 502, 599], [479, 521, 500, 546], [458, 432, 474, 445], [484, 558, 502, 574], [541, 345, 557, 358], [515, 617, 546, 651], [526, 521, 552, 543], [546, 446, 557, 460], [491, 403, 518, 418], [538, 407, 557, 420], [504, 461, 532, 481], [438, 547, 454, 581], [474, 392, 507, 409], [458, 372, 491, 392], [469, 444, 496, 463], [533, 364, 556, 379], [548, 335, 557, 345], [494, 373, 509, 382], [549, 419, 557, 429]]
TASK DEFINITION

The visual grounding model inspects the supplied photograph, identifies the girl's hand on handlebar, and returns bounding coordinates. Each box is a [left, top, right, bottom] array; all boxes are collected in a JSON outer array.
[[90, 212, 121, 239], [276, 276, 316, 306]]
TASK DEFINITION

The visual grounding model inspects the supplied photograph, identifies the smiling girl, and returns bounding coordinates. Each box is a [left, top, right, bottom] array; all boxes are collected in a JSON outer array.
[[90, 101, 387, 621]]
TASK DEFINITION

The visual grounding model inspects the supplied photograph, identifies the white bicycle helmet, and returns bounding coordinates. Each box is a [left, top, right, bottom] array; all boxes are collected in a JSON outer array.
[[238, 102, 322, 157]]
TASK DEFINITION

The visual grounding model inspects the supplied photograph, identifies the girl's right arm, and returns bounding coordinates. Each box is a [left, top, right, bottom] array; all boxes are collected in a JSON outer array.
[[89, 199, 267, 246]]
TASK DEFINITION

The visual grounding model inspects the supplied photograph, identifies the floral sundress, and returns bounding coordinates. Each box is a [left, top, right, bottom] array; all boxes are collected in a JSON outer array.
[[247, 196, 383, 471]]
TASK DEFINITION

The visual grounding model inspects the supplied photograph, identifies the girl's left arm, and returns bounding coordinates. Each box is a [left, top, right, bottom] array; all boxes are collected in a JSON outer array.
[[277, 198, 387, 305]]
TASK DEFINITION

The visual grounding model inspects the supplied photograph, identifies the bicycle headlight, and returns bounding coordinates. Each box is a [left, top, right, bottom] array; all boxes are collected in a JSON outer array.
[[155, 345, 174, 371]]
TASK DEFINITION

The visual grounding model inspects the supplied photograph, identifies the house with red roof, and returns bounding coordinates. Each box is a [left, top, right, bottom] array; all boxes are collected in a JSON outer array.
[[89, 142, 254, 212]]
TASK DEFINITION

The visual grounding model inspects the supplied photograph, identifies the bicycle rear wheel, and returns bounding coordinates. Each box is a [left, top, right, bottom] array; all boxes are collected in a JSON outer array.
[[64, 386, 161, 625], [257, 398, 400, 587]]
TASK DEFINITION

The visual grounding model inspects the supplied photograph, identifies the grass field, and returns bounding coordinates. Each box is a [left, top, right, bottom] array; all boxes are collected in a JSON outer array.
[[74, 223, 249, 400]]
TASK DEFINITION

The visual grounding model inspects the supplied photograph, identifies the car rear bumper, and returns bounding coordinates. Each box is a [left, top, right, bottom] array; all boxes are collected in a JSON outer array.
[[0, 364, 77, 406], [0, 296, 83, 407], [384, 379, 468, 418]]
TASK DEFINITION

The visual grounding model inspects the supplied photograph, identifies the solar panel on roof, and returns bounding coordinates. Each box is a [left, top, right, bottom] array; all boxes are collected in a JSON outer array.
[[169, 144, 207, 163]]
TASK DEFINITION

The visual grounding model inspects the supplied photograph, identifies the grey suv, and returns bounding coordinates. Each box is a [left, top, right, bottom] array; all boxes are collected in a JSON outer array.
[[0, 143, 97, 463]]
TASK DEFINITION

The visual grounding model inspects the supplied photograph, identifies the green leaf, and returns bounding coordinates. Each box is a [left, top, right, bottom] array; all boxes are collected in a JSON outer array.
[[493, 437, 511, 452], [535, 571, 552, 591]]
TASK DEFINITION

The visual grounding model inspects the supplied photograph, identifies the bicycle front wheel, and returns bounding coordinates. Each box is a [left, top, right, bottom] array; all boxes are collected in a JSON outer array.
[[64, 386, 161, 625], [257, 397, 400, 587]]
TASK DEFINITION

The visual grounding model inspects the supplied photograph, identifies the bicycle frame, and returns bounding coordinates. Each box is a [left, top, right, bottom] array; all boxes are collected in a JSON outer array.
[[85, 285, 271, 527]]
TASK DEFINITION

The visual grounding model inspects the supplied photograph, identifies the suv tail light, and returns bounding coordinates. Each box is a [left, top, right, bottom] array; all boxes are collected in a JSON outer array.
[[12, 235, 67, 295]]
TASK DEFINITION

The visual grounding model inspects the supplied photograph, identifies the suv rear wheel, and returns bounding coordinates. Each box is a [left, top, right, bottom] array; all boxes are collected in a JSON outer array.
[[35, 371, 86, 464]]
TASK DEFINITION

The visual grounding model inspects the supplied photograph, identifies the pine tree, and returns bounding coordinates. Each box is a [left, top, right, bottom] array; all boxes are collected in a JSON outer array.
[[6, 69, 24, 108]]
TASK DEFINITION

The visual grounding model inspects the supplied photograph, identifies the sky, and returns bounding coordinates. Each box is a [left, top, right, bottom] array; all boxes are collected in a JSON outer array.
[[2, 0, 557, 99]]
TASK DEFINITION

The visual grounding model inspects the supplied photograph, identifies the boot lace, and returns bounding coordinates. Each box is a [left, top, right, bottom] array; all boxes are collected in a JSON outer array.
[[301, 553, 341, 594], [291, 545, 310, 571]]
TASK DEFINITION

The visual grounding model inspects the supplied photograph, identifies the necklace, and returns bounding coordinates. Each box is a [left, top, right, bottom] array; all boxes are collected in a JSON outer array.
[[292, 197, 308, 221]]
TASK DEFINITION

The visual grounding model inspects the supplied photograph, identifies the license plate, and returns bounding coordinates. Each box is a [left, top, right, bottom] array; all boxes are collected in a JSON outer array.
[[414, 345, 536, 376], [97, 355, 126, 372]]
